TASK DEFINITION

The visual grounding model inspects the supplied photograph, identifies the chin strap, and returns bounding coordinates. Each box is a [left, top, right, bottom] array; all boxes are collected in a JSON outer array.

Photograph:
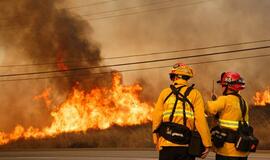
[[222, 86, 228, 95]]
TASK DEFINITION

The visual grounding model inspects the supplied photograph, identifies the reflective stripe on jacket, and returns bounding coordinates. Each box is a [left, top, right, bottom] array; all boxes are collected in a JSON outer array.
[[219, 119, 249, 129], [207, 94, 249, 157], [152, 79, 212, 150], [162, 109, 195, 119]]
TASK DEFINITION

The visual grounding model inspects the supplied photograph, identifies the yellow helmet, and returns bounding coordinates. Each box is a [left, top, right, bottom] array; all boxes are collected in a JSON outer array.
[[169, 63, 193, 78]]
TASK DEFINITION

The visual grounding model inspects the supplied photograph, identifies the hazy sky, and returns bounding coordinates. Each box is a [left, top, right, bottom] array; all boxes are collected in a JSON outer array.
[[62, 0, 270, 99]]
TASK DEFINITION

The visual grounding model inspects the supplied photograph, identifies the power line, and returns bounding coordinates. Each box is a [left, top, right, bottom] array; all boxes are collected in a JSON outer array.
[[104, 39, 270, 59], [0, 0, 212, 30], [80, 0, 175, 17], [64, 0, 114, 10], [0, 0, 115, 21], [0, 38, 269, 68], [0, 45, 269, 78], [0, 0, 174, 25], [87, 0, 212, 21], [113, 53, 270, 73], [0, 53, 269, 82]]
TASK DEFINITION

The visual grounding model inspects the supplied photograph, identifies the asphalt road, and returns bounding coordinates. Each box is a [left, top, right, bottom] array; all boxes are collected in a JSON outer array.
[[0, 149, 269, 160]]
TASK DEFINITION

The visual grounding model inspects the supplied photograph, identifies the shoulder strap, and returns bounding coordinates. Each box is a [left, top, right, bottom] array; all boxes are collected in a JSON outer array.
[[163, 92, 173, 104], [185, 84, 195, 97], [226, 92, 247, 122], [184, 84, 195, 111], [168, 85, 185, 122], [169, 84, 195, 126], [176, 84, 195, 111], [180, 84, 195, 126]]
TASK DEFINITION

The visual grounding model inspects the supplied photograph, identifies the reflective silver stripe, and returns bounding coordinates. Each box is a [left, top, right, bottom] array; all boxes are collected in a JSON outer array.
[[162, 110, 194, 119], [219, 119, 249, 129]]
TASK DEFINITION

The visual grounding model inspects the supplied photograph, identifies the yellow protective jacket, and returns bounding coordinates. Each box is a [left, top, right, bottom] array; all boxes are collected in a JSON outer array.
[[207, 94, 249, 157], [152, 79, 212, 150]]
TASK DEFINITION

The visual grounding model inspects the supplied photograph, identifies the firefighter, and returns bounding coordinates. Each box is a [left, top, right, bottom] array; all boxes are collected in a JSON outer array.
[[152, 63, 212, 160], [207, 72, 258, 160]]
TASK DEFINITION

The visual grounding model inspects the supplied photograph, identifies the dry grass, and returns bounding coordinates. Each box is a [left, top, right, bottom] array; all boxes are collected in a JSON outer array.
[[1, 106, 270, 149], [249, 106, 270, 149], [0, 124, 154, 149]]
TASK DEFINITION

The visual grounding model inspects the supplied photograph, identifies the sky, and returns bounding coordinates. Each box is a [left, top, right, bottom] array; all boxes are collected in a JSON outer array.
[[62, 0, 270, 98]]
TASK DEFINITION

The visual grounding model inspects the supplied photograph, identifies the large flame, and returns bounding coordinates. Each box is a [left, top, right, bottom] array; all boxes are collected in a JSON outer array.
[[253, 87, 270, 106], [0, 72, 153, 145]]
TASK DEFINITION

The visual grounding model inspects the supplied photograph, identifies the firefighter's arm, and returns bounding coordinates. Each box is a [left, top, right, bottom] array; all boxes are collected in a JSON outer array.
[[206, 96, 226, 116], [193, 90, 212, 148], [152, 90, 166, 144]]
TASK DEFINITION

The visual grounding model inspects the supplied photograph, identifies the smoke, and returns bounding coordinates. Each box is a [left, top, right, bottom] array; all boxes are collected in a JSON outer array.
[[0, 0, 115, 88], [0, 0, 112, 131], [94, 0, 270, 103]]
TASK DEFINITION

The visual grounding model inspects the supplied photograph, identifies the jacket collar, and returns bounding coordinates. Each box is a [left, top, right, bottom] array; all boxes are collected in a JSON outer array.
[[172, 79, 188, 86]]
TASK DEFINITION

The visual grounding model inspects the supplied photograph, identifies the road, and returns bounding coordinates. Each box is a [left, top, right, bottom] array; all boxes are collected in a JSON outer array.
[[0, 149, 269, 160]]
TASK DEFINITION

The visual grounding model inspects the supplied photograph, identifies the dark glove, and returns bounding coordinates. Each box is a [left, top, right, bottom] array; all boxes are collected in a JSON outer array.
[[211, 94, 217, 101]]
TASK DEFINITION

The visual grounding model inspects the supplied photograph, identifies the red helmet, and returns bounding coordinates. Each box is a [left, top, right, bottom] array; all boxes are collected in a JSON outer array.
[[217, 72, 245, 91]]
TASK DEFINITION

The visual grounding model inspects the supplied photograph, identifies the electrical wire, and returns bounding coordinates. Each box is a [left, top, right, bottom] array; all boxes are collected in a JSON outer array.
[[0, 0, 212, 30], [65, 0, 114, 10], [87, 0, 212, 21], [80, 0, 175, 17], [104, 39, 270, 59], [0, 0, 115, 21], [0, 53, 269, 82], [0, 45, 269, 78], [0, 38, 269, 68]]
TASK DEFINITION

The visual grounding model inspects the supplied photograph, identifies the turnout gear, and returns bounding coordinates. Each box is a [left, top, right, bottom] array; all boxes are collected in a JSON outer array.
[[207, 94, 249, 157], [155, 85, 193, 145], [231, 93, 259, 152], [169, 63, 193, 78], [207, 72, 258, 158], [152, 79, 211, 153], [154, 84, 205, 157], [152, 63, 211, 160], [210, 93, 259, 153]]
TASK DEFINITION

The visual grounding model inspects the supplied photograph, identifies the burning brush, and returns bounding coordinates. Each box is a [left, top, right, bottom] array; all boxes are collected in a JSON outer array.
[[0, 72, 153, 146], [253, 87, 270, 106]]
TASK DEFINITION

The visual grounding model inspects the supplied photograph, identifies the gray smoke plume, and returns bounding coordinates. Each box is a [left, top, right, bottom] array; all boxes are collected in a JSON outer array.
[[0, 0, 112, 131], [0, 0, 112, 89]]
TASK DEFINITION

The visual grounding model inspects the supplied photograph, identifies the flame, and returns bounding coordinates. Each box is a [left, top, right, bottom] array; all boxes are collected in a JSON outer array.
[[33, 88, 52, 107], [253, 87, 270, 106], [0, 72, 153, 145]]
